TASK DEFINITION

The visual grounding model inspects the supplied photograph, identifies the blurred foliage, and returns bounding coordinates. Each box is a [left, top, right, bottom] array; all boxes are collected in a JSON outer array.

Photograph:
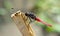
[[0, 8, 7, 15], [32, 0, 60, 32], [4, 0, 13, 11], [0, 0, 13, 15], [0, 0, 13, 24]]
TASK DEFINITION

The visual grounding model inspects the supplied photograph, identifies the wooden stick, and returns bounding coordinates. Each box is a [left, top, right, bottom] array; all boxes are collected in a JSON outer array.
[[11, 10, 34, 36]]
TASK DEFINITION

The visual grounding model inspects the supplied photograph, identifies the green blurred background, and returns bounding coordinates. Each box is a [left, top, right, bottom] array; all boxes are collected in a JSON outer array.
[[0, 0, 60, 36]]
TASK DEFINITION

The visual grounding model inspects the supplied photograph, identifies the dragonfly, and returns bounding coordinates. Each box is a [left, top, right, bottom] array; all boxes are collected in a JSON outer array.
[[11, 8, 52, 27], [25, 12, 52, 27]]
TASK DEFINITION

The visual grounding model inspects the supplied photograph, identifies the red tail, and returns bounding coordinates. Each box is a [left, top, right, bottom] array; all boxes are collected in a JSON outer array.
[[35, 17, 52, 27]]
